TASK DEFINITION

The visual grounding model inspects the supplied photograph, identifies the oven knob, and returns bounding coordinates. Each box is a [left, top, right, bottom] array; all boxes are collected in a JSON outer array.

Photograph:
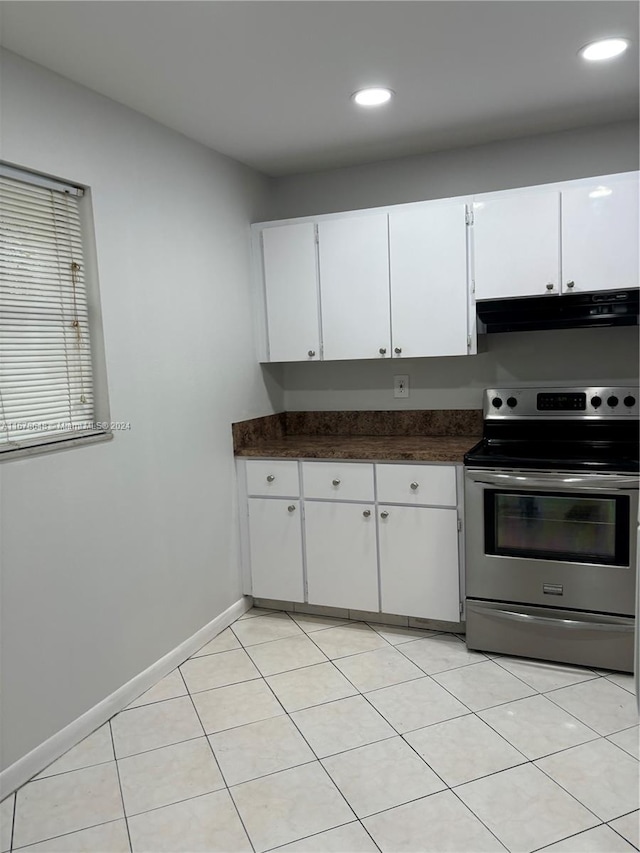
[[492, 397, 503, 409], [506, 396, 517, 408], [624, 395, 636, 407], [590, 396, 602, 408], [607, 395, 619, 407]]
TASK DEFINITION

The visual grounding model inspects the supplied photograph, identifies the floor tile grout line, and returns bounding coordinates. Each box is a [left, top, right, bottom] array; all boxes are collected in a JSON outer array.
[[542, 688, 638, 737], [481, 690, 609, 744], [530, 755, 618, 827], [489, 654, 601, 689], [19, 756, 119, 785], [10, 818, 131, 853], [606, 809, 640, 850], [474, 707, 601, 765], [263, 819, 377, 853], [109, 720, 133, 853], [178, 666, 258, 853], [446, 785, 517, 853], [528, 821, 613, 853], [8, 791, 15, 853]]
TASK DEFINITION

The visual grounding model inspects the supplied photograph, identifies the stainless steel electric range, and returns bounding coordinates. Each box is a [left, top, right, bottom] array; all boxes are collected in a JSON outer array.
[[464, 386, 639, 672]]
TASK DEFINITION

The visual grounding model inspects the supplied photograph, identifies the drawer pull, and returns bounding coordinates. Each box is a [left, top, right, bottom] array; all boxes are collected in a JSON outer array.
[[332, 478, 341, 486], [380, 511, 389, 519], [410, 482, 419, 490], [266, 474, 275, 482], [362, 509, 371, 518], [287, 504, 296, 513]]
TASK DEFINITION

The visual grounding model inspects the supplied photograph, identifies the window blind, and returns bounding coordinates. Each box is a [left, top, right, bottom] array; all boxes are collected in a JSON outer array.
[[0, 174, 96, 451]]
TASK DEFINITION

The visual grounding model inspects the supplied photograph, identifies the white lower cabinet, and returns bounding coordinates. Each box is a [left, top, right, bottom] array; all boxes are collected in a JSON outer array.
[[242, 459, 462, 622], [248, 498, 304, 602], [304, 501, 378, 611], [378, 504, 460, 622]]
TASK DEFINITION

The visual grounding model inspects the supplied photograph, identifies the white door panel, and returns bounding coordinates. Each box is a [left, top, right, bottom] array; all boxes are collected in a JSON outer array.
[[248, 498, 304, 602], [319, 214, 391, 361], [473, 191, 561, 300], [305, 501, 378, 611], [389, 202, 469, 357], [379, 505, 459, 621], [562, 175, 639, 294], [262, 222, 320, 362]]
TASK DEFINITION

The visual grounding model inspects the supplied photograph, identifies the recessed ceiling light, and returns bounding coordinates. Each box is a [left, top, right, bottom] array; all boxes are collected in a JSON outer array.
[[580, 38, 629, 61], [352, 87, 393, 107]]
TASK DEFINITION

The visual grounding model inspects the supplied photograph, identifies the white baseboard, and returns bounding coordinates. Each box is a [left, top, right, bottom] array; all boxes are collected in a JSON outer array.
[[0, 596, 251, 799]]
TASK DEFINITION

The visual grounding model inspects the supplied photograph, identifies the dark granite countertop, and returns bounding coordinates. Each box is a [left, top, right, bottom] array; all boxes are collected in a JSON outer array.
[[233, 411, 482, 463], [234, 434, 480, 463]]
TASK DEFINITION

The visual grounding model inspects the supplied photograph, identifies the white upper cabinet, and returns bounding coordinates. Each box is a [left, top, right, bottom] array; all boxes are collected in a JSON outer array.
[[318, 214, 391, 361], [262, 222, 320, 362], [561, 174, 639, 294], [473, 190, 561, 300], [389, 202, 469, 358]]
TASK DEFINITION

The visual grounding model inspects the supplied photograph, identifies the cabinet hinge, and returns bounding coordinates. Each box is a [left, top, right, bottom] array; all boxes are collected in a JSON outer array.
[[466, 335, 472, 350], [459, 601, 464, 616], [465, 210, 474, 226], [314, 224, 319, 244], [457, 517, 462, 532], [471, 280, 475, 295]]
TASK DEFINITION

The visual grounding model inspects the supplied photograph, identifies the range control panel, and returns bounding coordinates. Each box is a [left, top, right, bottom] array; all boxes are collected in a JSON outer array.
[[484, 387, 640, 419]]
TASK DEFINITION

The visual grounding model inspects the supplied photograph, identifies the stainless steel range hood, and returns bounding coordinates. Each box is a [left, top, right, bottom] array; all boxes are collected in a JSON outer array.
[[476, 290, 639, 334]]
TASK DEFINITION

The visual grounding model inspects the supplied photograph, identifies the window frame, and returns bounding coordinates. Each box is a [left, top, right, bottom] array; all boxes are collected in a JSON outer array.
[[0, 162, 112, 461]]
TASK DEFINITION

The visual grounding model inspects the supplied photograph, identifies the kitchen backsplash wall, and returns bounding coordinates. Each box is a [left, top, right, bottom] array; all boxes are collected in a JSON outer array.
[[280, 325, 639, 411]]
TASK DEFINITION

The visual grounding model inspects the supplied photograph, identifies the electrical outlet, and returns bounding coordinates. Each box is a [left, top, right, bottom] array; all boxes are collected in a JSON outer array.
[[394, 375, 409, 398]]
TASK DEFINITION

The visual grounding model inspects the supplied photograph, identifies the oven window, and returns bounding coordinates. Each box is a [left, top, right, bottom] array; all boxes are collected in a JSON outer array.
[[484, 491, 630, 566]]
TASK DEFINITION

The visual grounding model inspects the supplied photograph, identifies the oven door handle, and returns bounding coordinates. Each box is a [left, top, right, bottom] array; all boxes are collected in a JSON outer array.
[[486, 608, 635, 633], [466, 471, 639, 491]]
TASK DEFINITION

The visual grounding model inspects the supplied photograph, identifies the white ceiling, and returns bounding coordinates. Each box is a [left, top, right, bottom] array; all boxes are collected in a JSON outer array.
[[0, 1, 637, 177]]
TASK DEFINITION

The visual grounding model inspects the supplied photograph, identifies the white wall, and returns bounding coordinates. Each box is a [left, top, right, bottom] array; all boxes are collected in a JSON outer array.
[[271, 120, 639, 219], [283, 327, 639, 411], [0, 50, 282, 771], [270, 121, 640, 410]]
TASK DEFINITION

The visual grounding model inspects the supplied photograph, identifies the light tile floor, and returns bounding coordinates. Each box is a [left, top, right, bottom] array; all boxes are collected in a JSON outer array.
[[2, 608, 639, 853]]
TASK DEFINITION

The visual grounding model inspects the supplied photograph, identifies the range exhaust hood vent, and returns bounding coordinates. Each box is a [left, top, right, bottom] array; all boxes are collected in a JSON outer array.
[[476, 290, 639, 334]]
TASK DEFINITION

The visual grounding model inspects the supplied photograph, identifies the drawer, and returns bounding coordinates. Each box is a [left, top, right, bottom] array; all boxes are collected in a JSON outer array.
[[302, 461, 375, 501], [376, 463, 457, 506], [246, 460, 300, 497]]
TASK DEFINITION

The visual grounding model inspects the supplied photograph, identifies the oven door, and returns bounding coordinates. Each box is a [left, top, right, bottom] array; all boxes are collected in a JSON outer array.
[[465, 469, 638, 615]]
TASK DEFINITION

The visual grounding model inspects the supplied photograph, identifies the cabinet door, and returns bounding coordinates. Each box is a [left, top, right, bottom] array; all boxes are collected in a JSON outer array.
[[318, 214, 391, 361], [305, 501, 378, 611], [262, 223, 320, 362], [473, 191, 561, 300], [562, 174, 639, 294], [379, 505, 459, 621], [248, 499, 304, 602], [389, 202, 469, 357]]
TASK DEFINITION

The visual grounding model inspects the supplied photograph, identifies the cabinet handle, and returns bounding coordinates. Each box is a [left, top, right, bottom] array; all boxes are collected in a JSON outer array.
[[566, 281, 575, 289], [394, 347, 402, 354], [380, 511, 389, 519], [410, 482, 419, 490], [266, 474, 275, 482], [332, 478, 341, 486], [308, 350, 316, 357], [362, 509, 371, 518], [288, 504, 296, 513], [379, 347, 387, 355], [546, 283, 554, 291]]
